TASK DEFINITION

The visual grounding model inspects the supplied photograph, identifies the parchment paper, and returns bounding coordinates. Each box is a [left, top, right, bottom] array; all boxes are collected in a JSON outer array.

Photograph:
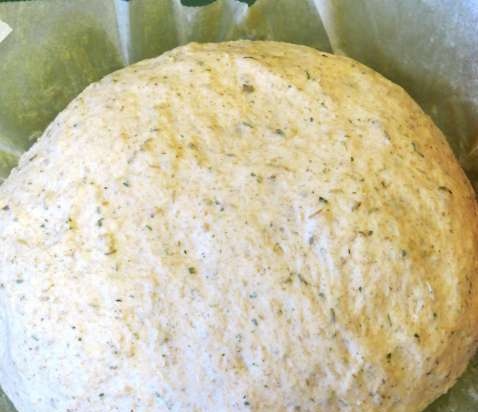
[[0, 1, 477, 410]]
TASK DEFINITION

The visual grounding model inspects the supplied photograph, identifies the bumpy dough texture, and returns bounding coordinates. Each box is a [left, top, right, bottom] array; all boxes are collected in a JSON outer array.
[[0, 41, 478, 412]]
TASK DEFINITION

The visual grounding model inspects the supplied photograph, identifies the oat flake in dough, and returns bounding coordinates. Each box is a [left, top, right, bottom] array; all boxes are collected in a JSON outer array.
[[1, 41, 478, 412]]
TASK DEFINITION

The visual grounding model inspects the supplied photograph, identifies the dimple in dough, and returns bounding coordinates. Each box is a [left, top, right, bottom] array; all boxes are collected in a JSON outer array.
[[0, 41, 477, 412]]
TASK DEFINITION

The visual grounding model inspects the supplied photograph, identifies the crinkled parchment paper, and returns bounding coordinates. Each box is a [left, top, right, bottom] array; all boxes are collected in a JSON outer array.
[[0, 1, 477, 411]]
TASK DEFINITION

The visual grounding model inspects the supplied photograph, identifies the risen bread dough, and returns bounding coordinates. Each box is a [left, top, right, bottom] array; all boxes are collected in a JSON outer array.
[[0, 41, 477, 412]]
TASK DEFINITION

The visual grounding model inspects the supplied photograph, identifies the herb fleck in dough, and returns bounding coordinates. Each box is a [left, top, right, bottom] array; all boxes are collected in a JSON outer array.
[[1, 41, 478, 412]]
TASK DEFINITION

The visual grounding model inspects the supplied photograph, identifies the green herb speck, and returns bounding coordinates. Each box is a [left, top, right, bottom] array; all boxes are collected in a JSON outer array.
[[438, 186, 452, 194], [358, 230, 373, 236], [330, 308, 336, 323], [242, 84, 255, 93], [411, 142, 425, 158], [352, 201, 362, 211]]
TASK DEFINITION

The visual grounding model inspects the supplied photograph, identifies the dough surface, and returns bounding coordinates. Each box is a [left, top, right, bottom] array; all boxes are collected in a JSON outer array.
[[0, 41, 477, 412]]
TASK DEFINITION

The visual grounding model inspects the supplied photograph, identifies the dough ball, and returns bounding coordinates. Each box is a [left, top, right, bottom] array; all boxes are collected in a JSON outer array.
[[1, 41, 477, 412]]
